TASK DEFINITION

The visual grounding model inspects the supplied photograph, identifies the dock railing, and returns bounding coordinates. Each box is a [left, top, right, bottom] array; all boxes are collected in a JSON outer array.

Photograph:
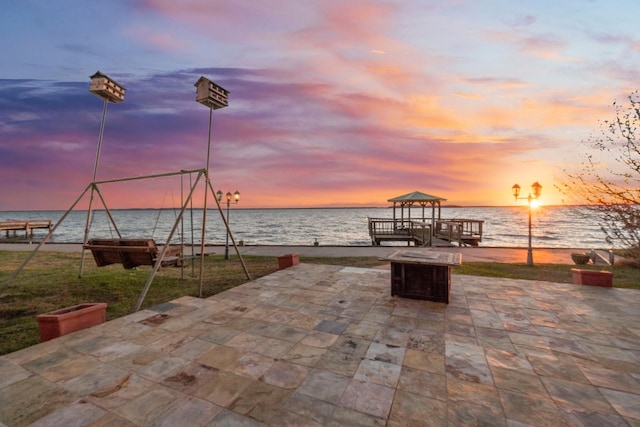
[[367, 218, 431, 246], [0, 220, 53, 238], [435, 219, 483, 246], [368, 217, 483, 246]]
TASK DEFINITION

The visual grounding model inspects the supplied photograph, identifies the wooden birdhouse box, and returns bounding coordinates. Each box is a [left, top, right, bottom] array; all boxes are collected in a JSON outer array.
[[194, 76, 229, 109], [89, 71, 125, 103]]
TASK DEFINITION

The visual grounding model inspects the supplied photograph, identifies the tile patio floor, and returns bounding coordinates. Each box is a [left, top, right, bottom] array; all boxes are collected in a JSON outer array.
[[0, 263, 639, 426]]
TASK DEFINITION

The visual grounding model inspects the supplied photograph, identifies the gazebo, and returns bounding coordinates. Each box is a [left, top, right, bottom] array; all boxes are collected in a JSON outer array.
[[388, 191, 447, 231]]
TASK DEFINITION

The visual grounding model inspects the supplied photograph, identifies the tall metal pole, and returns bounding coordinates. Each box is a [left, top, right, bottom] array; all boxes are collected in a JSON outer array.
[[225, 200, 231, 260], [79, 98, 109, 277], [198, 106, 213, 295], [527, 194, 533, 266]]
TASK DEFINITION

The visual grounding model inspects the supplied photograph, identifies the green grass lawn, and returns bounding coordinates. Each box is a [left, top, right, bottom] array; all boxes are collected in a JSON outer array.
[[1, 250, 638, 355]]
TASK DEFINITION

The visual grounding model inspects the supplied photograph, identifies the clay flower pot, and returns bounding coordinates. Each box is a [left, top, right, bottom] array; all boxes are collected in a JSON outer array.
[[36, 303, 107, 342], [278, 254, 300, 269], [571, 269, 613, 287]]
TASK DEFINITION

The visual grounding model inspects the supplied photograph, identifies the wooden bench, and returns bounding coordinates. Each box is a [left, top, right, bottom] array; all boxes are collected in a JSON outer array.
[[84, 238, 182, 269]]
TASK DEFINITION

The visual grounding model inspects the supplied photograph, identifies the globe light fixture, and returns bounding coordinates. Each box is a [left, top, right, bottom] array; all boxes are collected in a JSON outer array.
[[512, 182, 542, 266], [218, 190, 240, 260]]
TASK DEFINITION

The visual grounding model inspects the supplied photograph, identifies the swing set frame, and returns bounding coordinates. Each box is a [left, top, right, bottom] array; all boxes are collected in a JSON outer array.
[[1, 72, 251, 312]]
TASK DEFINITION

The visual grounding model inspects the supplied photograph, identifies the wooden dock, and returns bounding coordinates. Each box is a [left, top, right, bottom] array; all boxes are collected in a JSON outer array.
[[0, 220, 53, 238], [368, 218, 483, 247]]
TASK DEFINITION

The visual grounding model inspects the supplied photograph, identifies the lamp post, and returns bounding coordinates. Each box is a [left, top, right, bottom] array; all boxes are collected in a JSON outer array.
[[217, 190, 240, 260], [512, 182, 542, 266]]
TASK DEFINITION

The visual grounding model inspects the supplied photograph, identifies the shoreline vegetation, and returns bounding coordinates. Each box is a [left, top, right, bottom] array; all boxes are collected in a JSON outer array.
[[1, 250, 638, 355]]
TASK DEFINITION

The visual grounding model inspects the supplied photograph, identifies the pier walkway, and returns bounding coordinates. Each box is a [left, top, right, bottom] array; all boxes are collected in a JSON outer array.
[[0, 220, 52, 238]]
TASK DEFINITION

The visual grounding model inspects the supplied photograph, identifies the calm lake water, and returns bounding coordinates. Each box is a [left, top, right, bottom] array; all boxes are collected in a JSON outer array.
[[0, 206, 610, 249]]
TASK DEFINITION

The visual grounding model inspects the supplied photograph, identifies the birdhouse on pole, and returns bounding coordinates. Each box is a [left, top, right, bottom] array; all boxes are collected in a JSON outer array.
[[89, 71, 125, 103], [194, 77, 229, 109]]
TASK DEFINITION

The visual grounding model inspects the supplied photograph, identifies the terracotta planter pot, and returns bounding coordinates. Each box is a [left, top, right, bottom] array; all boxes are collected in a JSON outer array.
[[36, 303, 107, 342], [571, 269, 613, 287], [278, 254, 300, 269]]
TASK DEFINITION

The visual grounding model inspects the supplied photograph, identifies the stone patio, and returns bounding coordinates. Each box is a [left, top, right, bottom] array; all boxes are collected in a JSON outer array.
[[0, 263, 639, 426]]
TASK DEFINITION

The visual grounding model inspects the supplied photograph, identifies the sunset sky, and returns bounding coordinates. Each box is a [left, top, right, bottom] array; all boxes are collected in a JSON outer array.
[[1, 0, 639, 210]]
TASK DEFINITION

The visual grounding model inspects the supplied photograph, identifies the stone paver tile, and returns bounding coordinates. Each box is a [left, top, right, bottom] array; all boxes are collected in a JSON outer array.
[[476, 327, 516, 352], [389, 390, 447, 426], [0, 358, 31, 389], [0, 376, 75, 426], [599, 388, 640, 423], [162, 361, 220, 394], [193, 370, 253, 407], [283, 342, 328, 366], [151, 396, 222, 426], [406, 330, 444, 353], [328, 406, 386, 427], [445, 342, 493, 385], [579, 363, 640, 394], [198, 326, 241, 344], [92, 341, 146, 363], [403, 348, 445, 375], [398, 366, 446, 400], [541, 376, 617, 415], [340, 379, 395, 419], [314, 319, 349, 335], [224, 332, 266, 352], [272, 325, 308, 343], [355, 359, 401, 388], [223, 316, 260, 332], [61, 363, 131, 396], [197, 344, 241, 370], [491, 365, 547, 396], [558, 406, 629, 427], [170, 337, 216, 360], [21, 349, 77, 374], [86, 412, 138, 427], [109, 346, 163, 372], [261, 360, 311, 389], [300, 330, 340, 348], [136, 355, 191, 383], [471, 309, 505, 329], [373, 326, 409, 347], [251, 336, 296, 358], [485, 347, 534, 373], [343, 322, 380, 340], [279, 391, 337, 425], [227, 352, 275, 379], [508, 332, 550, 349], [245, 320, 284, 337], [315, 350, 362, 377], [229, 380, 290, 422], [544, 336, 593, 359], [297, 369, 350, 404], [113, 386, 182, 426], [27, 400, 106, 427], [330, 335, 371, 357], [582, 341, 639, 364], [209, 409, 263, 426], [447, 376, 504, 418], [499, 389, 565, 427], [147, 332, 195, 353], [527, 354, 589, 383], [84, 373, 155, 410], [365, 342, 406, 365]]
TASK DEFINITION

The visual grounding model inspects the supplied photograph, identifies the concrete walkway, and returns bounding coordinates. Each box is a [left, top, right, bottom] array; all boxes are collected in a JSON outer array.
[[0, 242, 600, 264], [1, 262, 638, 426]]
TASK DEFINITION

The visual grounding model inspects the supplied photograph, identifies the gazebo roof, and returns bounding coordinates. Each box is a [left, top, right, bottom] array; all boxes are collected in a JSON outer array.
[[387, 191, 447, 204]]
